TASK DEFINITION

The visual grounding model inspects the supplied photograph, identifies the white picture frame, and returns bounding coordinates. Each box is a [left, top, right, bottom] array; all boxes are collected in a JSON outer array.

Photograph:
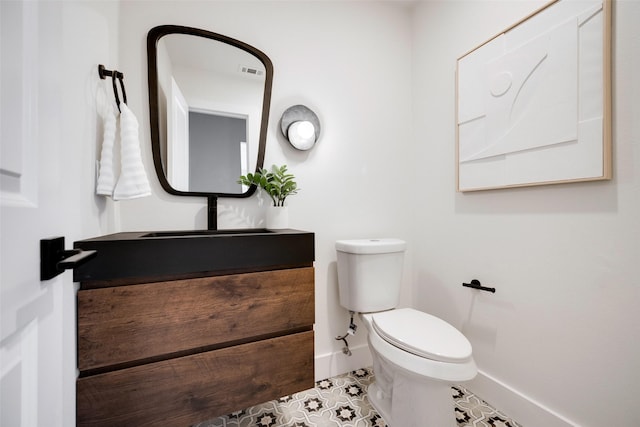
[[456, 0, 612, 192]]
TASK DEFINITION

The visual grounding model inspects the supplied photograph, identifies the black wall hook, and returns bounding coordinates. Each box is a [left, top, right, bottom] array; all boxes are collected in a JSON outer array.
[[462, 279, 496, 293], [111, 72, 122, 112], [98, 64, 123, 80], [99, 64, 127, 112], [40, 237, 97, 281]]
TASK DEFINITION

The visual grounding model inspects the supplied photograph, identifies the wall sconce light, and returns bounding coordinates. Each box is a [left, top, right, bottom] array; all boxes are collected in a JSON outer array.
[[280, 105, 321, 151]]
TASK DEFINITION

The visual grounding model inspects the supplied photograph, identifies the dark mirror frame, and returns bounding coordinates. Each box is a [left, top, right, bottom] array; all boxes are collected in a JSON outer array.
[[146, 25, 273, 203]]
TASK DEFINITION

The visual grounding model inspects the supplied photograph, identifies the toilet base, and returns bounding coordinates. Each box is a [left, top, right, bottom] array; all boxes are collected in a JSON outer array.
[[368, 383, 391, 424], [368, 366, 456, 427]]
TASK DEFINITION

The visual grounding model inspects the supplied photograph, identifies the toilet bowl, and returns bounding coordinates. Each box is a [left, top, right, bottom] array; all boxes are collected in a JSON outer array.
[[361, 309, 476, 426], [335, 239, 477, 427], [363, 309, 476, 381]]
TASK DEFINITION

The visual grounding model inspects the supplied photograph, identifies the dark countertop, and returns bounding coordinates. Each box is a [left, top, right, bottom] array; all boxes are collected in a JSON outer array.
[[74, 229, 315, 287]]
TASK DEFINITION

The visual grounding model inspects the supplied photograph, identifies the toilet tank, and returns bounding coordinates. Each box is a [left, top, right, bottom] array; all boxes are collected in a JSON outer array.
[[335, 239, 406, 313]]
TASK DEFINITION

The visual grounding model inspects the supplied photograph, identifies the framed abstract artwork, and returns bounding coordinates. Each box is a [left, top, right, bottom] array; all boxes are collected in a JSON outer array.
[[456, 0, 612, 192]]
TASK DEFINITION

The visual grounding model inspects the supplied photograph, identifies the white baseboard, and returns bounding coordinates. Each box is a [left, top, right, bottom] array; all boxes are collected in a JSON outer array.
[[467, 370, 578, 427], [316, 351, 578, 426], [314, 343, 373, 381]]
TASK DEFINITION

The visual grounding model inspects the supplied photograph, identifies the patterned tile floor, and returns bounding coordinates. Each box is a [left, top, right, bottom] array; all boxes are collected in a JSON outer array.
[[194, 367, 521, 427]]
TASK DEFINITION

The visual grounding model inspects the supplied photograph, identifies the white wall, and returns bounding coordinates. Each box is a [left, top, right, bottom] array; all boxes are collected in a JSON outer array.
[[117, 1, 415, 379], [412, 1, 640, 426]]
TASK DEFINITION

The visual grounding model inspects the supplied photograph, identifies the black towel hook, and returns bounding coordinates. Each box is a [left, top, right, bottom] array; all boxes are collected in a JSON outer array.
[[98, 64, 123, 80], [111, 72, 121, 112], [118, 75, 127, 106], [98, 64, 127, 112]]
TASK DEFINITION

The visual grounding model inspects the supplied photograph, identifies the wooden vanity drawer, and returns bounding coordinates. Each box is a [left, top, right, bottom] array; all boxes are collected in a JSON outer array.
[[77, 267, 314, 373], [77, 330, 314, 427]]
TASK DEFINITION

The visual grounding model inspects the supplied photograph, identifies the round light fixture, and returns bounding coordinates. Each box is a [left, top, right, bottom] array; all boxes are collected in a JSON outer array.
[[287, 120, 316, 150], [280, 105, 321, 151]]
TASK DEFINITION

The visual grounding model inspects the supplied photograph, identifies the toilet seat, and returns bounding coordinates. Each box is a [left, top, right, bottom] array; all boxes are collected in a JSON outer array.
[[371, 308, 472, 363], [362, 312, 477, 382]]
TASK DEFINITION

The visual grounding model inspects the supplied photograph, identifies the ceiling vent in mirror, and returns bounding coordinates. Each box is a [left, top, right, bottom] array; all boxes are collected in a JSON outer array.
[[239, 65, 264, 77]]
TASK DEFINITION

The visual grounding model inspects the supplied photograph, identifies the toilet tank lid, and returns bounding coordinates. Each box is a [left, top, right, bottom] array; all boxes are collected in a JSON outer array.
[[336, 238, 406, 254]]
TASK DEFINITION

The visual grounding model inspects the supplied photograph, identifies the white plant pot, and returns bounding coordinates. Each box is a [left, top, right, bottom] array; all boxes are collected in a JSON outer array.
[[266, 206, 288, 229]]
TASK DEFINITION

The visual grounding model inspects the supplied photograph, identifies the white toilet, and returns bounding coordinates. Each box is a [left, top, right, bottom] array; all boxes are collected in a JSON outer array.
[[335, 238, 477, 427]]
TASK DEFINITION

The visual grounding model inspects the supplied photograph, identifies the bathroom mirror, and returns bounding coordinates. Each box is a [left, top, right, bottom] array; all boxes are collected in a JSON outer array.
[[147, 25, 273, 197]]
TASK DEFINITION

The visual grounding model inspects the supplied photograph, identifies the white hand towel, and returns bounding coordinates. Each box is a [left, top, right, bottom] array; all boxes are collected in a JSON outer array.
[[113, 103, 151, 200], [96, 90, 118, 196]]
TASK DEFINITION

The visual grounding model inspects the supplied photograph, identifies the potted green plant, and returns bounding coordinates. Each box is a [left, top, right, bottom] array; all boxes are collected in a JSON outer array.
[[238, 164, 299, 228]]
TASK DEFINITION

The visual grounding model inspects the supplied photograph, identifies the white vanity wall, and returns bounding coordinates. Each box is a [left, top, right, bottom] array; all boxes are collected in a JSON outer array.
[[116, 0, 415, 382]]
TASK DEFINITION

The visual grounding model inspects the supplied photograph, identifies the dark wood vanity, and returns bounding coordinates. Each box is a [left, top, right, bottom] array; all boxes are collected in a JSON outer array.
[[74, 229, 315, 426]]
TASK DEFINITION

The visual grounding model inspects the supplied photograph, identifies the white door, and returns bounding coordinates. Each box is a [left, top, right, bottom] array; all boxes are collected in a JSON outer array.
[[1, 2, 45, 425], [168, 77, 190, 191], [1, 1, 97, 425]]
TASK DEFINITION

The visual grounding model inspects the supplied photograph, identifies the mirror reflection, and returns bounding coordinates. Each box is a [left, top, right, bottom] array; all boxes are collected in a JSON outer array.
[[148, 25, 273, 197]]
